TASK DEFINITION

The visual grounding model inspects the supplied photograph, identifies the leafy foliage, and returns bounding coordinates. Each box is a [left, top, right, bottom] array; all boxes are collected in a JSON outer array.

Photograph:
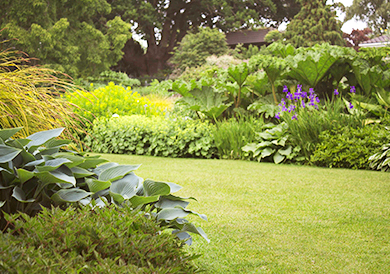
[[0, 127, 208, 243], [76, 70, 141, 91], [311, 124, 389, 169], [0, 1, 131, 77], [284, 0, 345, 47], [0, 206, 199, 273], [171, 27, 229, 71], [242, 123, 302, 164], [86, 115, 217, 159], [65, 82, 170, 123], [212, 117, 264, 160]]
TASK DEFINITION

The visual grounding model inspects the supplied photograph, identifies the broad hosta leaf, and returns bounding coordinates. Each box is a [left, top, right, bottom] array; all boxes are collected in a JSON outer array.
[[16, 169, 35, 183], [45, 139, 72, 148], [261, 148, 275, 158], [51, 189, 91, 203], [279, 146, 292, 156], [175, 231, 192, 245], [180, 223, 210, 243], [273, 151, 285, 164], [143, 179, 171, 196], [109, 173, 140, 203], [86, 178, 111, 193], [166, 182, 182, 193], [0, 145, 22, 163], [0, 127, 22, 141], [25, 159, 45, 167], [78, 157, 108, 169], [129, 195, 160, 207], [71, 167, 95, 179], [36, 158, 72, 172], [36, 166, 76, 187], [98, 164, 141, 182], [26, 128, 64, 150], [12, 187, 35, 203], [155, 196, 189, 209], [52, 153, 85, 168], [157, 207, 207, 222]]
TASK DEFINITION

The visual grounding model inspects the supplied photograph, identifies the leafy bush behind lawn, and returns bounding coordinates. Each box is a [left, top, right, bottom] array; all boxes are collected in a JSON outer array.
[[86, 115, 217, 158], [310, 124, 389, 169], [0, 206, 199, 273]]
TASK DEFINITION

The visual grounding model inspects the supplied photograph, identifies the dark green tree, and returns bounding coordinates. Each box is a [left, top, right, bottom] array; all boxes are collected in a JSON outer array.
[[0, 0, 132, 77], [170, 27, 229, 70], [110, 0, 301, 76], [284, 0, 345, 47], [346, 0, 390, 34]]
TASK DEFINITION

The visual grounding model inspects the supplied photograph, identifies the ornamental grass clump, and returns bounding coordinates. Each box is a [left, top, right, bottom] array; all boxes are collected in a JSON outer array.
[[277, 85, 365, 160]]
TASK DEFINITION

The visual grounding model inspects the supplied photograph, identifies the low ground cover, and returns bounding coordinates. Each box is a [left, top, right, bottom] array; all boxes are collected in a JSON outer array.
[[101, 153, 390, 273]]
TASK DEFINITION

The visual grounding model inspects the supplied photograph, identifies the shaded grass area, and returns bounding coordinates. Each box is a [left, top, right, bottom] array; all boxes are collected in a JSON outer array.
[[99, 154, 390, 273]]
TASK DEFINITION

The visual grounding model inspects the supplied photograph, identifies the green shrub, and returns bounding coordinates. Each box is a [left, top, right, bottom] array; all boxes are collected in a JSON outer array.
[[86, 115, 217, 159], [242, 122, 303, 164], [369, 138, 390, 172], [64, 82, 169, 123], [0, 206, 199, 273], [0, 127, 208, 243], [213, 117, 264, 159], [310, 124, 389, 169], [75, 70, 141, 91]]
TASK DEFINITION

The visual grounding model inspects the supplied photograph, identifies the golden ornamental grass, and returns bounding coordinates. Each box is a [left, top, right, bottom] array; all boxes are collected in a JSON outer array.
[[0, 44, 86, 143]]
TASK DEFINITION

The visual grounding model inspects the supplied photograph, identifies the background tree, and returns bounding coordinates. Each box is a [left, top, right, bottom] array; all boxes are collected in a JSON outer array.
[[110, 0, 301, 76], [346, 0, 390, 34], [343, 28, 373, 50], [0, 0, 132, 77], [284, 0, 345, 47], [170, 27, 229, 71]]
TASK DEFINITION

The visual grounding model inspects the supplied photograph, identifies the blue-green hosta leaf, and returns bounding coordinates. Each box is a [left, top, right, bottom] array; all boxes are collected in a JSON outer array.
[[36, 158, 72, 172], [180, 223, 210, 243], [36, 166, 76, 187], [12, 187, 35, 203], [25, 159, 45, 167], [242, 143, 258, 153], [45, 139, 72, 148], [129, 195, 160, 207], [261, 148, 275, 158], [0, 127, 23, 141], [52, 153, 85, 168], [93, 162, 119, 175], [279, 146, 292, 156], [175, 231, 192, 245], [26, 128, 64, 150], [109, 173, 141, 203], [78, 157, 108, 169], [86, 178, 111, 193], [51, 188, 91, 203], [0, 145, 22, 163], [155, 196, 190, 209], [16, 169, 35, 183], [166, 182, 182, 193], [71, 167, 95, 179], [98, 164, 141, 182], [157, 207, 208, 222], [273, 151, 285, 164], [143, 179, 171, 196]]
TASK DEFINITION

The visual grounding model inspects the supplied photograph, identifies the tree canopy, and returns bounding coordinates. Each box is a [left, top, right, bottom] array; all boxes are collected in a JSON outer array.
[[283, 0, 344, 47], [346, 0, 390, 34]]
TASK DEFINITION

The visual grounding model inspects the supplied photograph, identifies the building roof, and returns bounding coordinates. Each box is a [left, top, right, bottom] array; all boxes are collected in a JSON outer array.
[[359, 35, 390, 48], [225, 29, 270, 46]]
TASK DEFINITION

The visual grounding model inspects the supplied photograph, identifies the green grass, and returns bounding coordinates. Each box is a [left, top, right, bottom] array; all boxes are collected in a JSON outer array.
[[99, 154, 390, 273]]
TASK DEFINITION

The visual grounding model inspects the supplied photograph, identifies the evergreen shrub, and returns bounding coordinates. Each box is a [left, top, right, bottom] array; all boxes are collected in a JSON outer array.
[[86, 115, 217, 158]]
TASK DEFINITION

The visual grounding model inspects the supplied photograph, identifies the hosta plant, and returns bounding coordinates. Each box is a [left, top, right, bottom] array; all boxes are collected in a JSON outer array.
[[242, 123, 302, 164], [369, 132, 390, 172], [0, 127, 208, 244]]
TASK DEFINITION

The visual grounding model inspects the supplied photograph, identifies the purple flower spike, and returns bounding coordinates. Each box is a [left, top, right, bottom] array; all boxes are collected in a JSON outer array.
[[316, 97, 320, 103], [349, 102, 354, 109], [275, 112, 281, 119], [282, 105, 288, 111], [309, 88, 314, 94], [301, 100, 306, 108], [291, 114, 298, 120], [301, 91, 307, 99], [350, 86, 356, 93], [288, 105, 296, 113], [297, 84, 302, 93], [286, 92, 293, 100], [334, 89, 339, 96], [283, 86, 288, 92]]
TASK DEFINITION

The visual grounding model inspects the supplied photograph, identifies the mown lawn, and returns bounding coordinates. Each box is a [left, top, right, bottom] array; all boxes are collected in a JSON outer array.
[[99, 154, 390, 273]]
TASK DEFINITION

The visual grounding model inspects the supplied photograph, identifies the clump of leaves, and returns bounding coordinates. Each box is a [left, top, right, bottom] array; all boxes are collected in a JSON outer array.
[[242, 123, 302, 164], [0, 205, 200, 273], [0, 127, 208, 244], [369, 137, 390, 172]]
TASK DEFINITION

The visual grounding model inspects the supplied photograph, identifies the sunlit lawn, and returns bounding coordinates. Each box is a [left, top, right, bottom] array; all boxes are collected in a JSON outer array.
[[99, 154, 390, 273]]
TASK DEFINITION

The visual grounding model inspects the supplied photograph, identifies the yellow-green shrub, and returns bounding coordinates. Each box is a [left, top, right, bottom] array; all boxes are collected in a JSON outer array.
[[65, 82, 171, 122]]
